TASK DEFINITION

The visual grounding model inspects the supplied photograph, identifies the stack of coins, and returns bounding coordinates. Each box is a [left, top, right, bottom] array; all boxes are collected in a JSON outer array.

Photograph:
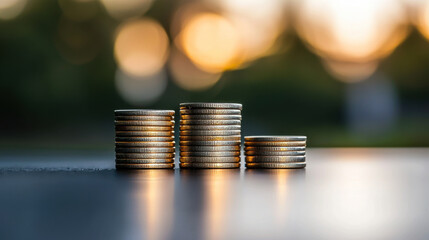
[[114, 110, 175, 169], [244, 136, 307, 169], [179, 103, 242, 169]]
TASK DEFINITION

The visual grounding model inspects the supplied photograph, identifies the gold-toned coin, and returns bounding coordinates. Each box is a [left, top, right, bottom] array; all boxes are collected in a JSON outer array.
[[179, 130, 241, 136], [245, 162, 306, 169], [180, 140, 240, 146], [115, 136, 174, 142], [244, 141, 306, 147], [115, 147, 175, 153], [180, 119, 241, 125], [115, 131, 174, 137], [115, 158, 175, 164], [180, 115, 241, 120], [180, 109, 241, 115], [244, 146, 306, 152], [116, 163, 174, 169], [180, 156, 240, 163], [245, 151, 306, 156], [180, 145, 240, 152], [244, 136, 307, 142], [116, 152, 175, 159], [179, 135, 241, 141], [115, 115, 173, 121], [115, 109, 175, 116], [180, 151, 240, 157], [180, 103, 242, 110], [115, 142, 175, 147], [245, 156, 306, 163], [180, 125, 241, 131], [115, 125, 174, 131], [179, 162, 240, 168], [115, 120, 175, 126]]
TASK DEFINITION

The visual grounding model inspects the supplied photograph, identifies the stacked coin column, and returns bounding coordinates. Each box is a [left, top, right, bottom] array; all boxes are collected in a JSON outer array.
[[114, 110, 175, 169], [244, 136, 307, 169], [179, 103, 242, 169]]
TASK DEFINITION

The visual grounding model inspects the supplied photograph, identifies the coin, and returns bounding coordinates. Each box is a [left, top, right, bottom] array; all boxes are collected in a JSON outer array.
[[115, 147, 175, 153], [180, 130, 241, 136], [180, 156, 240, 163], [245, 162, 306, 169], [115, 109, 175, 116], [115, 142, 175, 147], [180, 145, 240, 152], [115, 136, 174, 142], [180, 151, 240, 157], [180, 115, 241, 120], [244, 146, 306, 152], [116, 163, 175, 169], [245, 151, 306, 156], [179, 162, 240, 168], [245, 156, 306, 163], [180, 103, 242, 110], [180, 120, 241, 125], [244, 141, 306, 147], [179, 135, 241, 141], [180, 109, 241, 115], [116, 152, 175, 159], [180, 125, 241, 131], [115, 131, 174, 137], [116, 158, 175, 164], [244, 136, 307, 141], [115, 120, 175, 126], [115, 125, 174, 131], [115, 115, 173, 121], [180, 140, 240, 146]]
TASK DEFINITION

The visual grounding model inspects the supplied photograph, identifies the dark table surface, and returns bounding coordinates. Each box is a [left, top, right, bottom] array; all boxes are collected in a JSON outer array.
[[1, 148, 428, 240]]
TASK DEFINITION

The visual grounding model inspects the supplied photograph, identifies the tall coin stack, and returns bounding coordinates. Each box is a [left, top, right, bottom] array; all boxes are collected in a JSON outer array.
[[114, 110, 175, 169], [244, 136, 307, 169], [179, 103, 242, 169]]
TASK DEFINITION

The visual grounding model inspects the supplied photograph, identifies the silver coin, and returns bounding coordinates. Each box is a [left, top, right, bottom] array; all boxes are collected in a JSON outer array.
[[115, 109, 175, 116], [180, 103, 242, 110], [180, 145, 240, 152], [245, 151, 306, 156], [180, 125, 241, 131], [244, 141, 306, 147], [180, 130, 241, 136], [115, 115, 173, 121], [180, 115, 241, 120], [179, 135, 241, 141], [244, 136, 307, 142], [245, 155, 306, 163], [115, 131, 174, 137], [180, 151, 240, 157], [116, 152, 175, 159], [115, 147, 175, 153], [116, 158, 175, 164], [116, 163, 174, 169], [115, 136, 175, 142], [116, 142, 175, 147], [115, 125, 174, 131], [245, 162, 306, 169], [180, 140, 240, 146], [180, 109, 241, 115], [180, 156, 240, 163], [179, 162, 240, 168], [180, 119, 241, 125], [244, 146, 306, 152], [115, 120, 175, 126]]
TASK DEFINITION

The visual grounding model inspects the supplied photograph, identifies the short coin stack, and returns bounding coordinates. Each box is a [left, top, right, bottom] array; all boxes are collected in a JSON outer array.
[[114, 110, 175, 169], [244, 136, 307, 169], [179, 103, 242, 169]]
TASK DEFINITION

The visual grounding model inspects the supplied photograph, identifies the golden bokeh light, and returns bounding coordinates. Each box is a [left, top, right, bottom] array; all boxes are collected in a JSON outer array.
[[0, 0, 27, 20], [100, 0, 153, 20], [114, 18, 169, 77], [169, 48, 222, 91], [322, 60, 379, 83], [416, 0, 429, 40], [179, 12, 242, 73]]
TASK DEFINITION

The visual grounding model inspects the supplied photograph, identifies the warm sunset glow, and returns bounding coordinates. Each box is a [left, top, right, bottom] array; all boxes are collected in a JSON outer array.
[[114, 18, 169, 77], [100, 0, 153, 20], [0, 0, 27, 20]]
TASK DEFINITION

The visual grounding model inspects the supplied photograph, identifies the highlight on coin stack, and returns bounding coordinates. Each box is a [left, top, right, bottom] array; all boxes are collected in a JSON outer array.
[[179, 103, 242, 169], [244, 136, 307, 169], [114, 109, 175, 169]]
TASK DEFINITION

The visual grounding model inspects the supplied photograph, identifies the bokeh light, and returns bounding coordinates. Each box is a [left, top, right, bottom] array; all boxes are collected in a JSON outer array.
[[169, 47, 222, 91], [0, 0, 27, 20], [114, 18, 169, 77], [322, 60, 379, 83], [100, 0, 153, 20], [416, 0, 429, 40]]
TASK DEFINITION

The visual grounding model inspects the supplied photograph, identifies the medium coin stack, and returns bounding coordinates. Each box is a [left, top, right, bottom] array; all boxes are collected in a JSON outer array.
[[179, 103, 242, 169], [244, 136, 307, 169], [114, 110, 175, 169]]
